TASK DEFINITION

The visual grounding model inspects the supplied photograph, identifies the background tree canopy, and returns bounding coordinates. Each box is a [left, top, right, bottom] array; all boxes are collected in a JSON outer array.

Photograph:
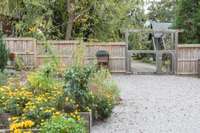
[[0, 0, 145, 41], [147, 0, 176, 22], [175, 0, 200, 43], [0, 0, 199, 44]]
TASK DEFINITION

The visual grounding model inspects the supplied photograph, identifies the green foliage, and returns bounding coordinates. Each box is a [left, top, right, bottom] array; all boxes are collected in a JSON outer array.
[[96, 50, 109, 57], [41, 115, 86, 133], [175, 0, 200, 43], [64, 43, 119, 120], [93, 96, 114, 119], [0, 82, 32, 115], [0, 72, 8, 86], [15, 56, 25, 71], [89, 68, 120, 120], [64, 65, 96, 111], [72, 41, 86, 67], [0, 32, 9, 72], [27, 63, 59, 94], [1, 0, 145, 41], [147, 0, 176, 22]]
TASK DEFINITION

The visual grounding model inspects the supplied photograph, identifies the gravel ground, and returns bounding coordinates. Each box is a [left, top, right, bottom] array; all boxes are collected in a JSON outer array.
[[132, 60, 156, 73], [92, 75, 200, 133]]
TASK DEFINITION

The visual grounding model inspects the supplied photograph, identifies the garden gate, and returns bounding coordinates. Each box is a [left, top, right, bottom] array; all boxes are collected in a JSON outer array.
[[123, 29, 181, 74]]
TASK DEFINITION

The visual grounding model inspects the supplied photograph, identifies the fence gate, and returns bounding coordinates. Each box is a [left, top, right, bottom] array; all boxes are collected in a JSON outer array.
[[123, 29, 181, 74]]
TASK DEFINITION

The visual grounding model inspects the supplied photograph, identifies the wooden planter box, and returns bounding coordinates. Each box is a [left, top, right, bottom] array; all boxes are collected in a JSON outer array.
[[80, 112, 92, 133], [0, 129, 40, 133], [0, 113, 11, 129], [96, 56, 109, 69]]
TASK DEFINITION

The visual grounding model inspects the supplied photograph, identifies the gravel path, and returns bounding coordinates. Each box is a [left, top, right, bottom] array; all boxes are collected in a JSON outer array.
[[92, 75, 200, 133], [132, 60, 156, 73]]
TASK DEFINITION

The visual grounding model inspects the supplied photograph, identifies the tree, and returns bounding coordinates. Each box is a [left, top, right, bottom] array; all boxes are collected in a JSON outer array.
[[175, 0, 200, 43], [147, 0, 176, 22], [0, 0, 145, 41]]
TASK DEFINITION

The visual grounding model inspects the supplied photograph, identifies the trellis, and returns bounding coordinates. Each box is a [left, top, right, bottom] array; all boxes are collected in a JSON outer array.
[[123, 29, 182, 74]]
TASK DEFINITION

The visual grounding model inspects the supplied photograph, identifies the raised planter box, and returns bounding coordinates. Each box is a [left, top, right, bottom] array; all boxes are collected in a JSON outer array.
[[96, 50, 109, 69], [80, 112, 92, 133], [0, 113, 11, 130], [0, 129, 40, 133]]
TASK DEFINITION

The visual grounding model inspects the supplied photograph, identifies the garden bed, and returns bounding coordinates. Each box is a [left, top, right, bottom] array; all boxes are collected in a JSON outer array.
[[0, 43, 120, 133]]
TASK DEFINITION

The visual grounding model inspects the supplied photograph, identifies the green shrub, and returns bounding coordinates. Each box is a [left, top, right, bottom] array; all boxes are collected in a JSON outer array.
[[15, 56, 25, 71], [89, 68, 120, 104], [64, 65, 96, 111], [41, 115, 86, 133], [0, 32, 9, 72], [27, 63, 60, 94], [175, 0, 200, 43], [94, 96, 114, 119], [96, 50, 109, 57], [89, 68, 120, 120], [0, 72, 8, 86]]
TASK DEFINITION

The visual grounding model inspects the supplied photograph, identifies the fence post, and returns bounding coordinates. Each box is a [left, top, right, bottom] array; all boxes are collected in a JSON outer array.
[[198, 59, 200, 78], [33, 39, 37, 68], [125, 31, 131, 73], [156, 51, 162, 74]]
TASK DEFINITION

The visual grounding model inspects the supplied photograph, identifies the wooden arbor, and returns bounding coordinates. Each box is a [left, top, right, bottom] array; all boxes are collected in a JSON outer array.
[[123, 29, 182, 74]]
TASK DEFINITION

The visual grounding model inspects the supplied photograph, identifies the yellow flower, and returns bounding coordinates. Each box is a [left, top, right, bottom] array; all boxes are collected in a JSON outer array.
[[13, 129, 22, 133], [65, 97, 69, 101], [54, 111, 61, 116], [10, 120, 34, 131], [29, 27, 36, 32]]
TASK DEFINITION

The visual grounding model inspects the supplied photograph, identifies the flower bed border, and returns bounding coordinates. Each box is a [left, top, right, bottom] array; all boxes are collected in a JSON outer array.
[[0, 112, 92, 133]]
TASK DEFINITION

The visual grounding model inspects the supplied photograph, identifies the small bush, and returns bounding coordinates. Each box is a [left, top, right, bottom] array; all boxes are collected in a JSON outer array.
[[41, 115, 86, 133], [0, 72, 8, 86], [89, 68, 120, 120], [0, 32, 9, 72], [96, 50, 109, 57], [64, 65, 96, 111], [27, 63, 60, 94], [15, 56, 25, 71]]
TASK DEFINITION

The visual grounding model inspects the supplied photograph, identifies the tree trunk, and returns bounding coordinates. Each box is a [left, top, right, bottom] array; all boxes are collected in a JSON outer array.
[[65, 14, 73, 40], [65, 0, 74, 40]]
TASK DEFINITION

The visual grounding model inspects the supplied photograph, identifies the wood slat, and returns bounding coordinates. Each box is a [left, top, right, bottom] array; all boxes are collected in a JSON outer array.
[[5, 38, 127, 72], [177, 44, 200, 75]]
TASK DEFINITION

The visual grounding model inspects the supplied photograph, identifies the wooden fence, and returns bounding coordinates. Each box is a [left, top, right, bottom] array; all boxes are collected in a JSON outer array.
[[177, 44, 200, 75], [5, 38, 126, 73], [5, 38, 37, 67]]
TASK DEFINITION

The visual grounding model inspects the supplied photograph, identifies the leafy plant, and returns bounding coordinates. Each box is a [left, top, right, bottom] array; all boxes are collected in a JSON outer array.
[[0, 85, 32, 115], [96, 50, 109, 57], [64, 65, 96, 111], [41, 115, 86, 133], [89, 68, 120, 120], [72, 41, 86, 67], [0, 32, 9, 72], [27, 63, 59, 94], [175, 0, 200, 43], [15, 56, 25, 71], [94, 96, 114, 119], [0, 72, 8, 86]]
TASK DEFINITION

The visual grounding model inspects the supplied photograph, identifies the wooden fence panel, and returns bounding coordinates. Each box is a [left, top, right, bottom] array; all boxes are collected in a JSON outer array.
[[5, 38, 127, 72], [85, 43, 126, 72], [36, 41, 78, 67], [5, 38, 36, 67], [177, 44, 200, 75]]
